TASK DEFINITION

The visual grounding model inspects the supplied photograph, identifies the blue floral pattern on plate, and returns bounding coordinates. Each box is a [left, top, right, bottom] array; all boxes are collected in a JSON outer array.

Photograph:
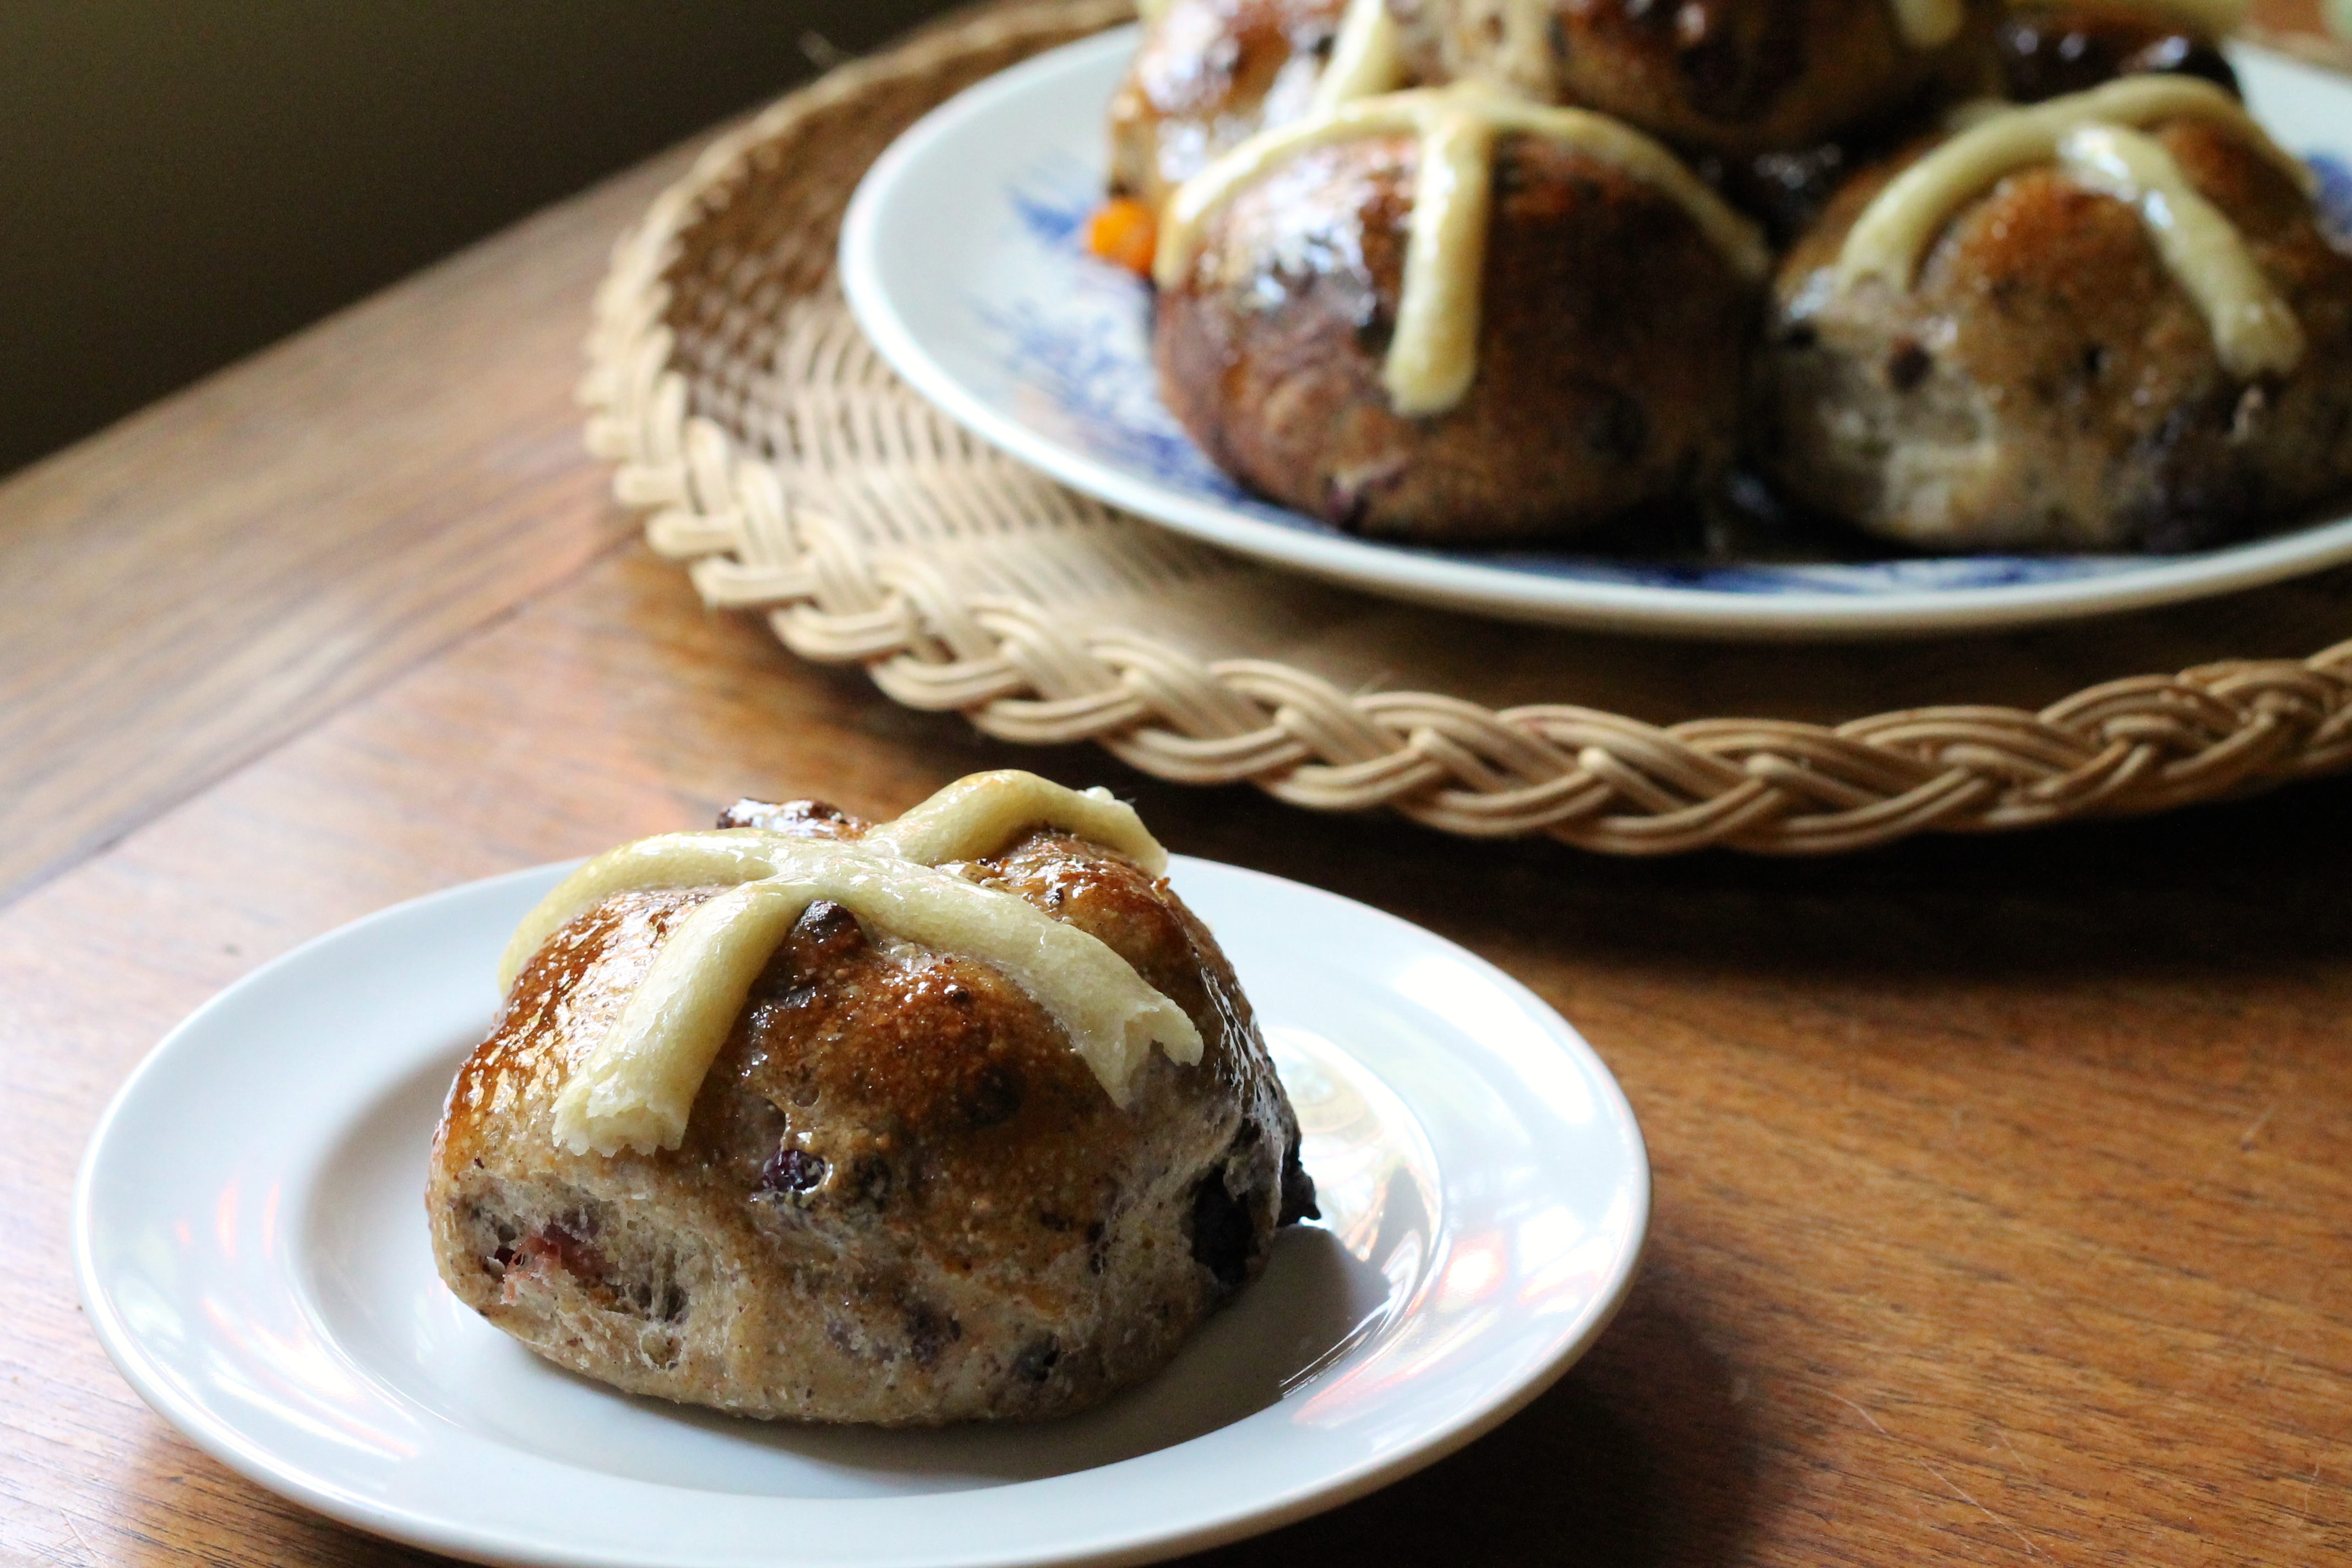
[[963, 143, 2352, 600]]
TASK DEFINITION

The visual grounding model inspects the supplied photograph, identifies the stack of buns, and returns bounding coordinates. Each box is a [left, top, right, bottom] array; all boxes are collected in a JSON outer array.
[[1103, 0, 2352, 553]]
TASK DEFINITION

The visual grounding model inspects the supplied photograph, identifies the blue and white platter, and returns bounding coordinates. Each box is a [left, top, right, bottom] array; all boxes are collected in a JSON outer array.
[[840, 26, 2352, 639]]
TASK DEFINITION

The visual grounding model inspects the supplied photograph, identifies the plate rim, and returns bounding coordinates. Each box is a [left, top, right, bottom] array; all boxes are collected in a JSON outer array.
[[838, 25, 2352, 640], [72, 856, 1651, 1568]]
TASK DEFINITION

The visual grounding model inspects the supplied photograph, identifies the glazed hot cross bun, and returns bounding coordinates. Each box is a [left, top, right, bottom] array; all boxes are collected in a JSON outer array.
[[1756, 77, 2352, 551], [1151, 81, 1769, 541], [428, 771, 1315, 1425], [1109, 0, 1355, 215]]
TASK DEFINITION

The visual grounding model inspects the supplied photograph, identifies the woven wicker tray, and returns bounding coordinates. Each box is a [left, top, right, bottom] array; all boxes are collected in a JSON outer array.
[[581, 0, 2352, 854]]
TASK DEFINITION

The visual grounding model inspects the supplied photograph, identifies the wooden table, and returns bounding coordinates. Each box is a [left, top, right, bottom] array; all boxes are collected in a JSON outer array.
[[8, 32, 2352, 1568]]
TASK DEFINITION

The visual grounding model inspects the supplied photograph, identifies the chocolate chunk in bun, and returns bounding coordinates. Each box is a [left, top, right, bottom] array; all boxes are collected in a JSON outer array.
[[427, 771, 1315, 1425], [1996, 0, 2241, 105]]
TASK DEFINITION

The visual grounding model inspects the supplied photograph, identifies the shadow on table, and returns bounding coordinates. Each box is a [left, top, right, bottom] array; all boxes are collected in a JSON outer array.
[[1121, 763, 2352, 985], [1181, 1273, 1760, 1568]]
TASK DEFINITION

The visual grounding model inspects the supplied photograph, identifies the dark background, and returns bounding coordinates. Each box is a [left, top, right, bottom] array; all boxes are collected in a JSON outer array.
[[0, 0, 961, 479]]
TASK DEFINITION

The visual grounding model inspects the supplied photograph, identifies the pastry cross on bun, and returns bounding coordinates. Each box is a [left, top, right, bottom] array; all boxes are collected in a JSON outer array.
[[427, 772, 1316, 1425]]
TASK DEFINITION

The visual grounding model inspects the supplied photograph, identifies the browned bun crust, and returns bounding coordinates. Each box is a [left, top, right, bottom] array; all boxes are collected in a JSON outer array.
[[1388, 0, 2000, 157], [427, 804, 1314, 1425], [1153, 131, 1756, 542], [1109, 0, 1350, 213], [1755, 118, 2352, 553]]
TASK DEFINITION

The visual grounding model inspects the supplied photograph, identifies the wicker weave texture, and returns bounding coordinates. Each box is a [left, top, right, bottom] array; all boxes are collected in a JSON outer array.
[[580, 0, 2352, 854]]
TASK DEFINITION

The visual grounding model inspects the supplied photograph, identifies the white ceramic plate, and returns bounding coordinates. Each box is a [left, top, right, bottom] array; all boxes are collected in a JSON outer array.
[[840, 28, 2352, 638], [75, 857, 1648, 1568]]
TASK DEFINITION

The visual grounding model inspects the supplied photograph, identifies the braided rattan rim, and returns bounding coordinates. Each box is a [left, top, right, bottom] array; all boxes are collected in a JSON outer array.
[[580, 0, 2352, 854]]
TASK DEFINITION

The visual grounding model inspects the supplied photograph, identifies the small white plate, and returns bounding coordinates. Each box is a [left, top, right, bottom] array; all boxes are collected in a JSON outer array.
[[75, 857, 1648, 1568], [840, 28, 2352, 639]]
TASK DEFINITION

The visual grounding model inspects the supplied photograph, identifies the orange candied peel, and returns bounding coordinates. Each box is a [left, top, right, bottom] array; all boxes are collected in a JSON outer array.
[[1085, 197, 1159, 277]]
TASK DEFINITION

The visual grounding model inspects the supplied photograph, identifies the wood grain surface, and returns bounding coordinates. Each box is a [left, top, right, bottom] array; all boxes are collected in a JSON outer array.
[[0, 138, 694, 907], [6, 8, 2352, 1564]]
